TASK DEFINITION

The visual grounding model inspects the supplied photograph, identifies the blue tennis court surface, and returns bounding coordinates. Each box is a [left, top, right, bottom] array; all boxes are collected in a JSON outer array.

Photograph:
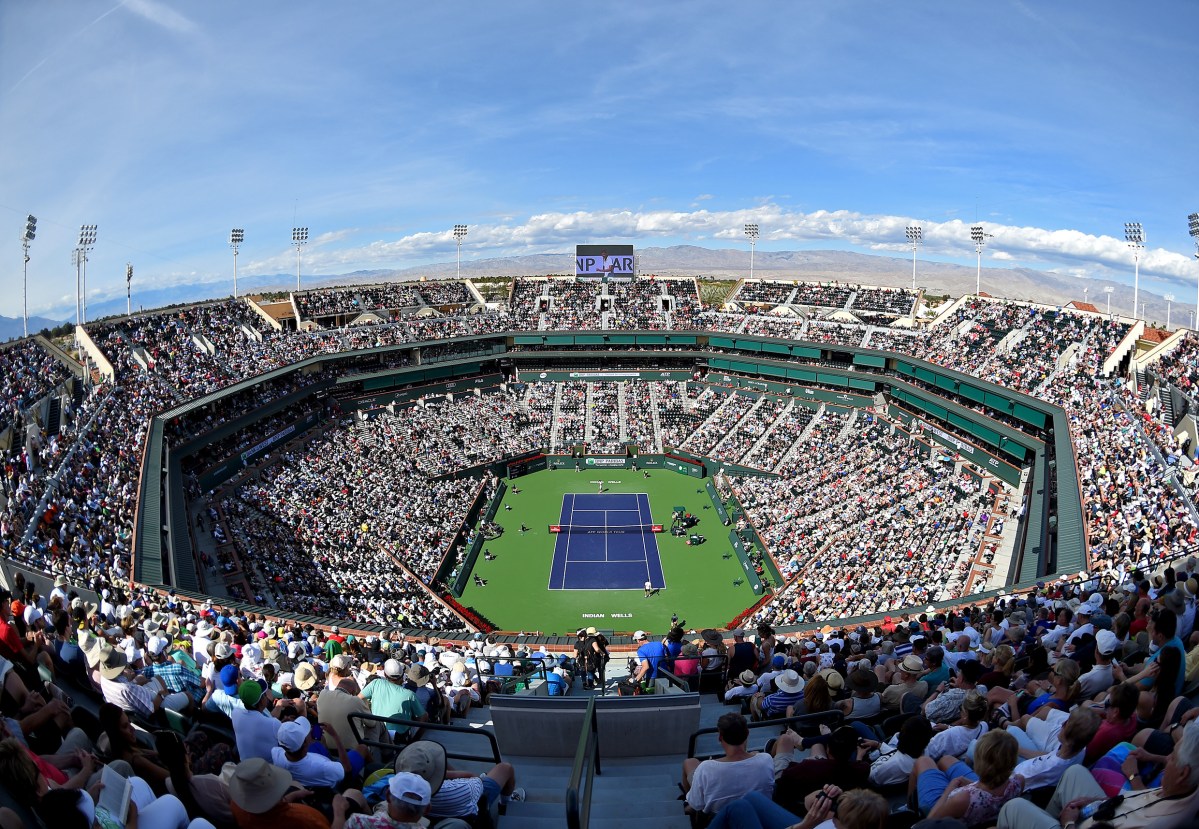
[[547, 493, 666, 590]]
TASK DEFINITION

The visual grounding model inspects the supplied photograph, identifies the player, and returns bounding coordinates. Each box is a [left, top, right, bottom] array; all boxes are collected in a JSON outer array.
[[644, 580, 653, 598], [597, 480, 604, 495]]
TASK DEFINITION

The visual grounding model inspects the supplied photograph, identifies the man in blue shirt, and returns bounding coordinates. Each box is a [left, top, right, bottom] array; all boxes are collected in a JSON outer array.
[[631, 630, 669, 683]]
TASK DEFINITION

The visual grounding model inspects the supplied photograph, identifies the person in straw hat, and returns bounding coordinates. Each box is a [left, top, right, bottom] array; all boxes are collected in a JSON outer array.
[[228, 757, 326, 828], [749, 669, 804, 721]]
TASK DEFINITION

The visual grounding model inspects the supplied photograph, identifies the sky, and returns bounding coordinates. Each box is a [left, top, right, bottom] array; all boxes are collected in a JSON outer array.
[[1, 1, 1197, 319]]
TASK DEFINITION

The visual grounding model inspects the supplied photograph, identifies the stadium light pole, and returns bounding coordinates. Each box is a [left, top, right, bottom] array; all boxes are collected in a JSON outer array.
[[970, 224, 990, 296], [126, 263, 133, 316], [1189, 213, 1199, 329], [291, 227, 308, 292], [20, 214, 36, 339], [744, 223, 759, 281], [906, 225, 922, 291], [77, 224, 97, 324], [1165, 294, 1175, 330], [453, 224, 468, 282], [1104, 285, 1114, 316], [1124, 222, 1144, 318], [230, 228, 244, 298]]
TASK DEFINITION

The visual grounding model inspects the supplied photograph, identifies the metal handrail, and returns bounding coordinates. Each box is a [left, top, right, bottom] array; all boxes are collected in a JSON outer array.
[[346, 712, 500, 766], [565, 695, 602, 829], [655, 667, 690, 692], [687, 709, 844, 760]]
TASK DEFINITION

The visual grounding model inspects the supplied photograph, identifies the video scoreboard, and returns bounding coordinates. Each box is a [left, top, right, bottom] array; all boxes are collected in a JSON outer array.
[[575, 244, 635, 280]]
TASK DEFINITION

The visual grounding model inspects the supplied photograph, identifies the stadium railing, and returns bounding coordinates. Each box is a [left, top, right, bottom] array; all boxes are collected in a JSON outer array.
[[687, 709, 844, 761], [346, 712, 501, 767], [566, 695, 601, 829]]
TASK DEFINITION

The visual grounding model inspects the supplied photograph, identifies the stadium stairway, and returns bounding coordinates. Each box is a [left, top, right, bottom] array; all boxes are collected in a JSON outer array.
[[431, 661, 702, 828]]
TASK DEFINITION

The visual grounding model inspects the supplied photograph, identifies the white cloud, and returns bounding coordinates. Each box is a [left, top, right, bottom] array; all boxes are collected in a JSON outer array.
[[234, 205, 1197, 286], [121, 0, 199, 36]]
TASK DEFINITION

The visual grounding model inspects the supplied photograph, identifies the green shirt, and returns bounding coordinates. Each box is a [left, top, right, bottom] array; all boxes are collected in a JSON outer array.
[[360, 677, 424, 734]]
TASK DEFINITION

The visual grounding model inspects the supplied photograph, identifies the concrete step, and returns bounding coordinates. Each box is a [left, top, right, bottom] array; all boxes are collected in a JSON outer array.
[[504, 798, 685, 820]]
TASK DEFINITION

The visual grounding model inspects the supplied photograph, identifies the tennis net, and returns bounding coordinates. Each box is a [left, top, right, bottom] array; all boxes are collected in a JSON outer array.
[[549, 523, 664, 535]]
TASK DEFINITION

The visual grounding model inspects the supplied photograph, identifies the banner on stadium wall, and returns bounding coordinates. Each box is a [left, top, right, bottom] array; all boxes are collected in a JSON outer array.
[[507, 453, 549, 480], [518, 370, 694, 382], [198, 412, 322, 491], [728, 531, 764, 595], [664, 455, 705, 478], [887, 404, 1022, 487], [483, 480, 508, 523], [350, 373, 504, 410], [705, 481, 730, 526]]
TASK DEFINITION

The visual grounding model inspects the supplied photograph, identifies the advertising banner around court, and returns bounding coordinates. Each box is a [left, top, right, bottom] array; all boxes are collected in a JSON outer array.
[[728, 531, 764, 595], [507, 453, 549, 479], [519, 369, 694, 382], [705, 481, 730, 525], [483, 480, 508, 523], [664, 454, 705, 478], [449, 535, 483, 598]]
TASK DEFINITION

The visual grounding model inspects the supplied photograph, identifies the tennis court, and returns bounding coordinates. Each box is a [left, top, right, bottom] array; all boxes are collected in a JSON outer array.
[[547, 493, 667, 590]]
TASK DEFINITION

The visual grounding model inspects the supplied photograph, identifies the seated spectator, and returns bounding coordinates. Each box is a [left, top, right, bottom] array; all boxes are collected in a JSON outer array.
[[772, 726, 870, 813], [706, 785, 887, 829], [879, 654, 929, 713], [1085, 682, 1141, 765], [228, 757, 329, 829], [631, 630, 670, 683], [270, 719, 353, 791], [926, 689, 990, 762], [837, 669, 881, 723], [1010, 706, 1101, 794], [749, 670, 804, 721], [332, 771, 451, 829], [922, 659, 986, 724], [395, 740, 523, 824], [681, 713, 774, 818], [912, 728, 1023, 824], [997, 719, 1199, 829], [863, 716, 934, 788], [156, 729, 235, 828]]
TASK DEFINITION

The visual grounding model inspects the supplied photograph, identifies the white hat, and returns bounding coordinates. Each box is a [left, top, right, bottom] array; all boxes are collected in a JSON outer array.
[[1095, 629, 1120, 656], [775, 670, 803, 693], [633, 630, 647, 641], [388, 771, 431, 807], [384, 658, 404, 677], [147, 636, 171, 657], [277, 720, 310, 752]]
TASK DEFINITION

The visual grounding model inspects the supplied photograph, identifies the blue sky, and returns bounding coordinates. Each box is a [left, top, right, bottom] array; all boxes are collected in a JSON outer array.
[[1, 1, 1197, 318]]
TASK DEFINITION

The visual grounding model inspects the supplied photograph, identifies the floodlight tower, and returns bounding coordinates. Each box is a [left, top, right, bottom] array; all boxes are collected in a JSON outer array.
[[906, 225, 922, 291], [1124, 222, 1144, 318], [1165, 294, 1175, 330], [126, 264, 133, 316], [970, 224, 991, 296], [1103, 285, 1114, 316], [291, 227, 308, 292], [453, 224, 468, 282], [230, 228, 245, 298], [1189, 213, 1199, 329], [76, 225, 97, 324], [20, 215, 36, 339], [744, 223, 759, 281]]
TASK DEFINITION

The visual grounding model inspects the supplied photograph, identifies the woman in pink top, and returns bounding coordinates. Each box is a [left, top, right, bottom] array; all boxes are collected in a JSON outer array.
[[913, 729, 1024, 827]]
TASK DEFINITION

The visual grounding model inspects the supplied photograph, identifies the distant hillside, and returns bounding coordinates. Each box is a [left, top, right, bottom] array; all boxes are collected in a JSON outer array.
[[78, 246, 1177, 327], [0, 314, 67, 343]]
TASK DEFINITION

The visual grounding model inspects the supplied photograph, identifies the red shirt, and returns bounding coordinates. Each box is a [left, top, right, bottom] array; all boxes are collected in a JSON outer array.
[[0, 617, 24, 661]]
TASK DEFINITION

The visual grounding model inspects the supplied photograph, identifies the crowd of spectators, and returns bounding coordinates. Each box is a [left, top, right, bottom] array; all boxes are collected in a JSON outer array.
[[677, 561, 1199, 828], [0, 339, 73, 438]]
